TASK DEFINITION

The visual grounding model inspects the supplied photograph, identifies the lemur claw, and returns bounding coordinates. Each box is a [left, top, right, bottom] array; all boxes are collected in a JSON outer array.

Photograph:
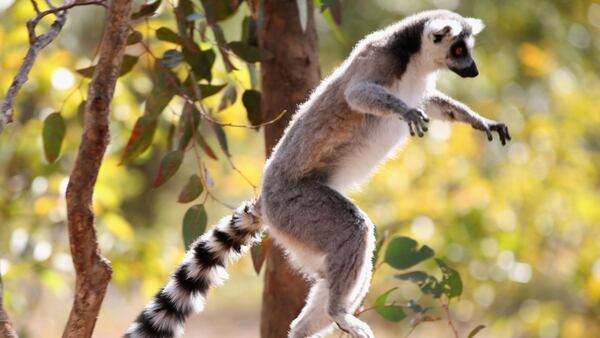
[[404, 108, 429, 137], [474, 119, 510, 146]]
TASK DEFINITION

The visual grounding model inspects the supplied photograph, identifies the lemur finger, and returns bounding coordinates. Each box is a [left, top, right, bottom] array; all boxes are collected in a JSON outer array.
[[504, 126, 512, 140], [408, 122, 416, 136], [499, 131, 506, 146], [420, 119, 429, 132], [485, 129, 493, 141]]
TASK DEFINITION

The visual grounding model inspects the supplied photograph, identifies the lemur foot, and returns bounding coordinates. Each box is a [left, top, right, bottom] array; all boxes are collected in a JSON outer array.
[[401, 108, 429, 137], [472, 118, 511, 145], [334, 313, 375, 338]]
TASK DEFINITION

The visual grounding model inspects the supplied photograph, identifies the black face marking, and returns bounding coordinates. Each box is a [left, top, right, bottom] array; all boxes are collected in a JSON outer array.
[[387, 18, 427, 78]]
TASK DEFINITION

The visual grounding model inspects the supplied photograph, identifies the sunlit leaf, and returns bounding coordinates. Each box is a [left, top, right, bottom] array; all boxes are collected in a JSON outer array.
[[227, 41, 272, 63], [178, 174, 204, 203], [374, 287, 406, 322], [182, 204, 207, 248], [436, 258, 463, 298], [198, 83, 227, 98], [119, 116, 158, 164], [131, 0, 162, 20], [384, 236, 434, 269], [42, 112, 66, 163], [178, 104, 200, 151], [152, 150, 184, 188], [242, 89, 262, 127]]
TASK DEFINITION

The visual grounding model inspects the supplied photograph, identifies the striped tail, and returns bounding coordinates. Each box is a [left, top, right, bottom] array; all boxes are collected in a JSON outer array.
[[125, 200, 263, 338]]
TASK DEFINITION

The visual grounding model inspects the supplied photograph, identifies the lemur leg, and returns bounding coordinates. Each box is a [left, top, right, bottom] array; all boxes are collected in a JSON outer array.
[[423, 90, 511, 144], [264, 179, 376, 338], [288, 279, 335, 338]]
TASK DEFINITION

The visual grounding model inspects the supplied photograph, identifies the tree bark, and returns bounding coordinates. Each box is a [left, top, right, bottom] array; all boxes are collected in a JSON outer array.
[[0, 274, 18, 338], [259, 1, 321, 337], [62, 0, 133, 337]]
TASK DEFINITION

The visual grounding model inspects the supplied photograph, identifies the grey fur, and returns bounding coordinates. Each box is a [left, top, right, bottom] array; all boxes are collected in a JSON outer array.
[[126, 9, 510, 338]]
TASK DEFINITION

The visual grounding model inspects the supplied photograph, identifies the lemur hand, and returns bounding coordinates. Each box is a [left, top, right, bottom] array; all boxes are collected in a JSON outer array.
[[401, 108, 429, 137], [472, 118, 511, 146]]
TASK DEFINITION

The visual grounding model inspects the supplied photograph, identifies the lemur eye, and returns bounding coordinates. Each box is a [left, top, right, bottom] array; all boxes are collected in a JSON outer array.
[[454, 46, 464, 56]]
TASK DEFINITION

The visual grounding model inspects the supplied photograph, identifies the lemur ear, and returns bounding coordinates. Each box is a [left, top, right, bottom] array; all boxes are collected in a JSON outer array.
[[426, 19, 462, 43], [465, 17, 485, 35]]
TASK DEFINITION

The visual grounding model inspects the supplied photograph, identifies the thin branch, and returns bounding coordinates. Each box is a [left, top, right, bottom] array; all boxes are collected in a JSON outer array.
[[30, 0, 41, 14], [441, 299, 460, 338], [0, 0, 107, 134], [62, 0, 133, 337], [0, 271, 18, 338]]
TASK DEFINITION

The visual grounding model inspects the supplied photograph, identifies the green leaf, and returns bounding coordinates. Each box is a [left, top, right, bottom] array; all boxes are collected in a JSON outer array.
[[436, 258, 463, 298], [145, 66, 178, 118], [195, 133, 218, 160], [162, 49, 184, 69], [210, 24, 236, 72], [156, 27, 181, 44], [131, 0, 162, 20], [321, 6, 346, 44], [152, 150, 184, 188], [467, 325, 486, 338], [198, 83, 227, 98], [374, 287, 406, 322], [182, 204, 208, 248], [227, 41, 272, 63], [77, 55, 139, 78], [319, 0, 342, 25], [372, 229, 389, 266], [178, 174, 204, 203], [42, 112, 66, 163], [183, 44, 216, 81], [217, 84, 237, 112], [296, 0, 307, 32], [213, 123, 230, 156], [119, 116, 158, 164], [200, 0, 241, 22], [241, 16, 258, 46], [251, 235, 271, 275], [395, 271, 430, 283], [374, 287, 397, 307], [384, 236, 435, 270], [242, 89, 262, 127], [178, 104, 200, 151], [127, 30, 143, 45]]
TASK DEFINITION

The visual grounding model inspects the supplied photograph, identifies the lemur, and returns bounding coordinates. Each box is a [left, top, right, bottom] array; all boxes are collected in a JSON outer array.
[[126, 9, 510, 338]]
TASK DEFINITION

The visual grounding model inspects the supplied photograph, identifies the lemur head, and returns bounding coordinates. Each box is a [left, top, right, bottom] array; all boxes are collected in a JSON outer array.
[[422, 15, 485, 77]]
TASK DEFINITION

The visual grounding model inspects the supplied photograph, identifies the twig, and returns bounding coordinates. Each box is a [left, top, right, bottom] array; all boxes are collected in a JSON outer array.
[[403, 326, 416, 338], [441, 298, 460, 338], [0, 0, 107, 134], [62, 0, 133, 337], [0, 270, 18, 338]]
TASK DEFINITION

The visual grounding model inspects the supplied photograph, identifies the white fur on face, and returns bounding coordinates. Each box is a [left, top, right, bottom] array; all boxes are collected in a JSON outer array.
[[425, 18, 463, 40], [465, 17, 485, 35]]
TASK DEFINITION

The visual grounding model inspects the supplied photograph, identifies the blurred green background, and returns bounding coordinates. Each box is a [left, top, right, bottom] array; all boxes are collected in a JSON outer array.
[[0, 0, 599, 337]]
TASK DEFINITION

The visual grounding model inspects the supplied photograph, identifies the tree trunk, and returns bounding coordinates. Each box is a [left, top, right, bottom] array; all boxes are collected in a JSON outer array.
[[258, 1, 321, 337], [62, 0, 133, 337], [0, 274, 18, 338]]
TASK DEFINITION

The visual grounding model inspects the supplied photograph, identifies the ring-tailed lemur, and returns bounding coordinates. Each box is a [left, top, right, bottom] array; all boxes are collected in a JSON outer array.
[[125, 9, 510, 338]]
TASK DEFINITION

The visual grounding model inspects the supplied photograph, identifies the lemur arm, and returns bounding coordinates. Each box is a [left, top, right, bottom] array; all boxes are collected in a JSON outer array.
[[423, 90, 511, 145], [345, 81, 430, 136]]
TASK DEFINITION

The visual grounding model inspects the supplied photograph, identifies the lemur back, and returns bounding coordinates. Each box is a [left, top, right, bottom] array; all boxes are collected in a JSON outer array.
[[126, 9, 510, 338]]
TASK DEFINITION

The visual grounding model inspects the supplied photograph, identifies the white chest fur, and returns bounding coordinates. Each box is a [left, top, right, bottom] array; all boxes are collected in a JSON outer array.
[[327, 70, 436, 193]]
